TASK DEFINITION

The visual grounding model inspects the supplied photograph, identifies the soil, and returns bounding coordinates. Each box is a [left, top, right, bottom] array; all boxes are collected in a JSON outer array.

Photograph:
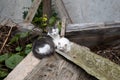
[[0, 25, 16, 54], [91, 44, 120, 65], [0, 25, 32, 54]]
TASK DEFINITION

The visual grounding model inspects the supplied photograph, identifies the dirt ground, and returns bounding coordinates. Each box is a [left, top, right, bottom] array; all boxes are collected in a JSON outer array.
[[91, 44, 120, 65], [0, 25, 32, 54]]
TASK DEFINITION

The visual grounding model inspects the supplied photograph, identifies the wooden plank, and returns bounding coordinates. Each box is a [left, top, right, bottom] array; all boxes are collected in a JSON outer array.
[[66, 26, 120, 48], [60, 17, 66, 37], [24, 0, 42, 23], [66, 21, 120, 32], [0, 18, 17, 27], [43, 0, 51, 18], [23, 54, 96, 80], [56, 43, 120, 80], [4, 52, 97, 80], [55, 0, 73, 23]]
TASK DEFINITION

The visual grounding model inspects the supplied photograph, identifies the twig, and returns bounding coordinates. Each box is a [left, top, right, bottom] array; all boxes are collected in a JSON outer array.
[[0, 26, 13, 54], [111, 51, 120, 62]]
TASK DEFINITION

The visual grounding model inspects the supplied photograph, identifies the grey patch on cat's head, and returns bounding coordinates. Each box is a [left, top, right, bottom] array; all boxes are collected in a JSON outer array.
[[47, 26, 59, 36], [52, 26, 58, 29]]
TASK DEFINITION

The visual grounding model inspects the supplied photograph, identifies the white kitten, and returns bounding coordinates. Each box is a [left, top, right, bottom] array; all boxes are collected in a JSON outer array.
[[57, 37, 71, 53], [47, 26, 71, 52]]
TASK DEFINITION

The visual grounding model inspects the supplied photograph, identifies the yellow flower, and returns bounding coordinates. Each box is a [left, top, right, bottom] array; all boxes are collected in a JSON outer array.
[[42, 17, 47, 22]]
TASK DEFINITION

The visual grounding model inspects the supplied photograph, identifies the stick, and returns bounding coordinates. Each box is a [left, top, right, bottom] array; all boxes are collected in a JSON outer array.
[[0, 26, 13, 54]]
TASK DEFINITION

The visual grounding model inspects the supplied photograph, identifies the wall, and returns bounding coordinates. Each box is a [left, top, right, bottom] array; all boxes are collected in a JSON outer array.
[[63, 0, 120, 23], [1, 0, 120, 23], [0, 0, 32, 23]]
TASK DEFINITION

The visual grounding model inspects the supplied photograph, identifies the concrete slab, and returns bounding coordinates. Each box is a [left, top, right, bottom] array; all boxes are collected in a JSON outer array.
[[0, 0, 32, 23], [1, 0, 120, 24], [63, 0, 120, 23]]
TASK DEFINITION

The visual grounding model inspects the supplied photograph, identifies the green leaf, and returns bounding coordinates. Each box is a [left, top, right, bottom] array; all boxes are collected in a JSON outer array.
[[5, 54, 24, 69], [24, 44, 32, 55], [19, 32, 29, 38], [0, 70, 9, 78], [25, 49, 31, 55], [9, 36, 19, 44], [57, 22, 62, 32], [23, 11, 28, 19], [49, 16, 56, 26], [9, 32, 29, 44], [33, 17, 41, 23], [26, 44, 32, 48], [0, 54, 9, 63], [15, 46, 23, 52]]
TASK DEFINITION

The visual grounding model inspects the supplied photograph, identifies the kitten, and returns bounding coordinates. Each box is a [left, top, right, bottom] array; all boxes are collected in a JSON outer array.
[[32, 26, 71, 59], [47, 26, 60, 47], [48, 26, 71, 53], [32, 36, 55, 59], [32, 26, 59, 59], [57, 37, 71, 53]]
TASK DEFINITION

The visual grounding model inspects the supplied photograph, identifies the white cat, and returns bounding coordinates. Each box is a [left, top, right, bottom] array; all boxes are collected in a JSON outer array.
[[47, 26, 71, 52], [57, 37, 71, 53]]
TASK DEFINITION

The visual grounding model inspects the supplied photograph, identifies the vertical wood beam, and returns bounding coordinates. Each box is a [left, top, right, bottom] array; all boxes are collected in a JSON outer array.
[[43, 0, 52, 19], [24, 0, 42, 23]]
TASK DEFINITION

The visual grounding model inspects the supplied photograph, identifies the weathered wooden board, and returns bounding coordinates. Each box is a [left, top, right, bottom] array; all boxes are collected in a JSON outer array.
[[66, 21, 120, 32], [56, 42, 120, 80], [23, 54, 96, 80], [43, 0, 51, 18], [24, 0, 42, 23], [66, 23, 120, 48], [4, 52, 97, 80]]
